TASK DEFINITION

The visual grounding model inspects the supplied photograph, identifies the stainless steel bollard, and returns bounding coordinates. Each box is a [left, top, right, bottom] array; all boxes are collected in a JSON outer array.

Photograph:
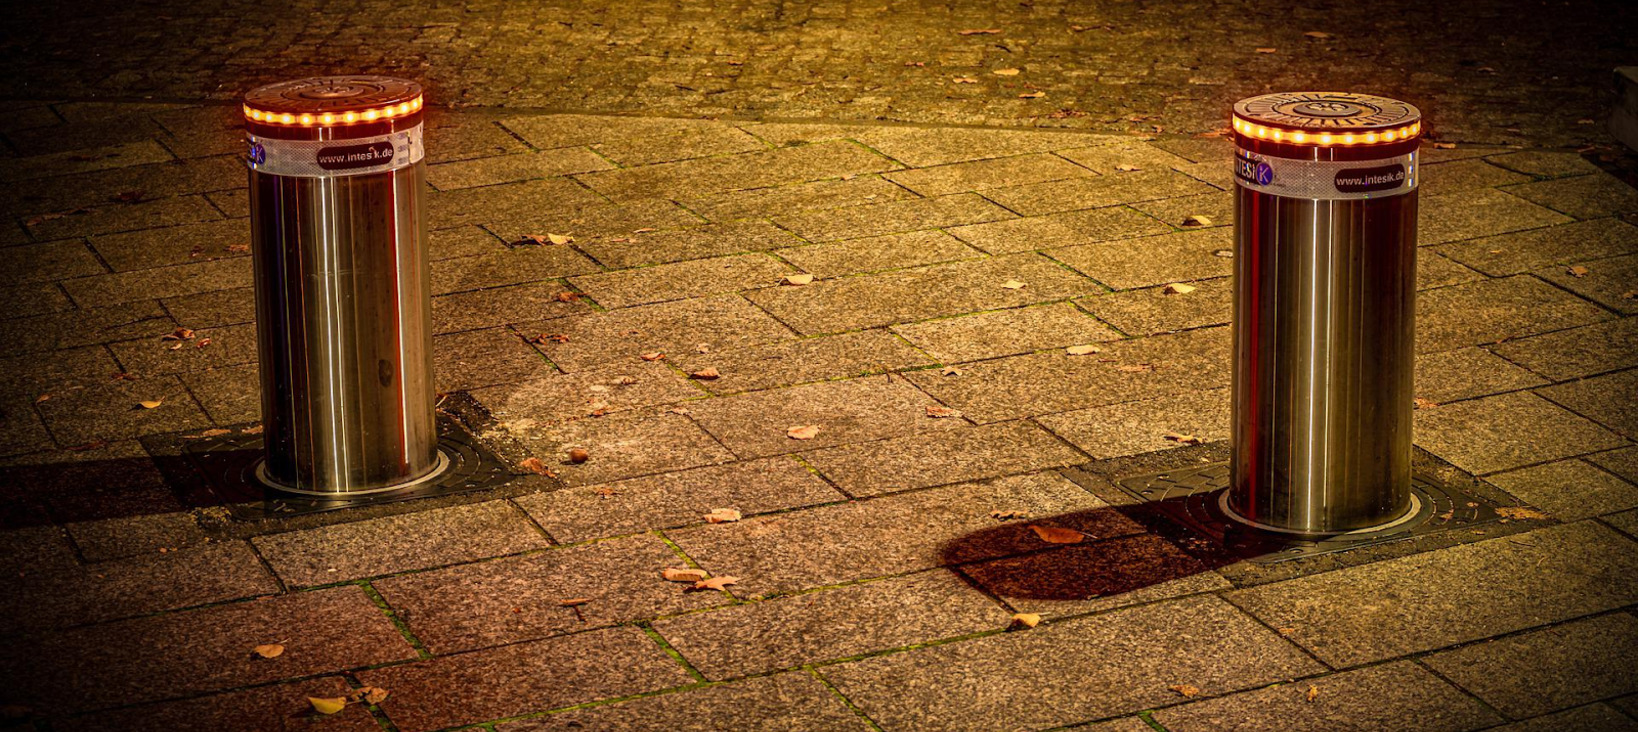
[[243, 76, 441, 495], [1227, 92, 1423, 534]]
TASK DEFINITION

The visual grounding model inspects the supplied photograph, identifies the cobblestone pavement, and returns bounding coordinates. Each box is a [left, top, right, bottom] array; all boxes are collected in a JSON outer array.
[[3, 0, 1636, 148], [2, 101, 1638, 730]]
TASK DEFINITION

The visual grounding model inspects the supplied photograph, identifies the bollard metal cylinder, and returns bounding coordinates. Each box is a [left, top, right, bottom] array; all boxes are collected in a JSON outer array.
[[1227, 92, 1423, 534], [243, 76, 441, 495]]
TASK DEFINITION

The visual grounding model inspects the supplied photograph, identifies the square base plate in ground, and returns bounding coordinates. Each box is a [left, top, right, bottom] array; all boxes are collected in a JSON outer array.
[[1116, 463, 1504, 564], [154, 414, 516, 521]]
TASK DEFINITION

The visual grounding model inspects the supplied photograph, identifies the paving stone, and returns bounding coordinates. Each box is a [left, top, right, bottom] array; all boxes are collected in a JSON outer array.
[[0, 139, 173, 182], [88, 217, 250, 272], [1538, 253, 1638, 315], [1616, 694, 1638, 722], [853, 127, 1121, 167], [430, 243, 600, 296], [0, 585, 416, 714], [421, 111, 531, 162], [904, 326, 1230, 423], [683, 175, 918, 222], [501, 114, 734, 150], [66, 510, 205, 561], [60, 676, 380, 732], [1505, 173, 1638, 220], [0, 524, 78, 576], [946, 206, 1173, 254], [1416, 275, 1613, 353], [578, 219, 800, 269], [1081, 276, 1231, 335], [1415, 347, 1547, 403], [528, 295, 792, 370], [27, 194, 222, 240], [964, 532, 1231, 617], [1589, 446, 1638, 486], [1435, 218, 1638, 276], [1493, 317, 1638, 381], [774, 192, 1015, 242], [0, 239, 104, 283], [1046, 228, 1233, 290], [60, 256, 252, 308], [822, 595, 1321, 732], [253, 500, 550, 588], [473, 361, 699, 425], [668, 472, 1137, 596], [570, 253, 792, 309], [0, 344, 120, 394], [0, 156, 239, 220], [501, 407, 735, 486], [1225, 521, 1638, 667], [1131, 190, 1233, 229], [656, 569, 1008, 679], [889, 301, 1122, 362], [736, 122, 878, 148], [1418, 188, 1573, 246], [1147, 139, 1237, 165], [1172, 159, 1237, 190], [983, 169, 1215, 217], [673, 329, 932, 394], [500, 672, 865, 732], [0, 281, 72, 318], [0, 439, 180, 526], [1055, 141, 1194, 175], [804, 420, 1083, 496], [430, 224, 509, 260], [516, 456, 843, 542], [36, 375, 212, 445], [1153, 661, 1501, 732], [1418, 251, 1486, 290], [433, 327, 555, 392], [205, 188, 248, 217], [0, 393, 53, 458], [358, 626, 693, 732], [775, 230, 982, 277], [180, 362, 259, 424], [424, 178, 611, 231], [746, 253, 1098, 335], [593, 124, 770, 166], [1487, 459, 1638, 520], [1537, 368, 1638, 437], [162, 285, 255, 328], [107, 322, 257, 377], [426, 149, 614, 191], [1417, 157, 1533, 195], [576, 140, 895, 201], [1486, 704, 1638, 732], [885, 153, 1095, 196], [471, 196, 707, 251], [688, 375, 963, 458], [1037, 388, 1229, 459], [1487, 150, 1604, 178], [376, 533, 724, 654], [432, 279, 593, 334], [0, 540, 276, 631], [1415, 391, 1628, 474], [1424, 612, 1638, 719]]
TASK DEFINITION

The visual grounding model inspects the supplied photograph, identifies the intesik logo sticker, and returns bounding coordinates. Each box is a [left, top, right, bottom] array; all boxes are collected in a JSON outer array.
[[317, 141, 396, 171], [1235, 150, 1274, 186], [1334, 163, 1407, 193]]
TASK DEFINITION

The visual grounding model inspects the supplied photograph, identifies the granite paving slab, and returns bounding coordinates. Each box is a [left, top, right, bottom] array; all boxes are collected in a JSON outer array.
[[981, 169, 1215, 217], [884, 152, 1096, 196], [1414, 391, 1628, 475], [945, 205, 1173, 254], [773, 192, 1015, 242], [888, 301, 1122, 363], [88, 218, 250, 272], [686, 375, 964, 458], [670, 329, 933, 395], [774, 230, 983, 278], [1537, 253, 1638, 315], [1415, 275, 1613, 354], [521, 294, 796, 371], [803, 420, 1085, 496], [1434, 217, 1638, 276], [432, 280, 594, 334], [1491, 317, 1638, 381], [1486, 705, 1638, 732], [1036, 388, 1229, 459], [961, 532, 1231, 617], [500, 407, 736, 486], [568, 253, 792, 309], [425, 149, 615, 191], [681, 175, 917, 222], [575, 140, 895, 201], [1505, 173, 1638, 220], [433, 327, 557, 392], [1487, 459, 1638, 520], [576, 219, 800, 269], [1079, 276, 1231, 335], [65, 510, 205, 561], [1224, 521, 1638, 668], [60, 256, 251, 308], [1414, 347, 1548, 404], [1423, 612, 1638, 719], [499, 672, 866, 731], [1417, 188, 1573, 246], [59, 676, 381, 732], [471, 361, 701, 426], [1045, 228, 1233, 290]]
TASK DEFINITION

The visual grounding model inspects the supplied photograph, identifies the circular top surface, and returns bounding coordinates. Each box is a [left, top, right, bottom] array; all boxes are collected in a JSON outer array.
[[244, 76, 422, 115], [1234, 92, 1420, 132]]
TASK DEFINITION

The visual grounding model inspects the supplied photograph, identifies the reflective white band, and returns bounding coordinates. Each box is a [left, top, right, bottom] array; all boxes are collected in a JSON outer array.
[[245, 123, 423, 178], [1235, 147, 1417, 200]]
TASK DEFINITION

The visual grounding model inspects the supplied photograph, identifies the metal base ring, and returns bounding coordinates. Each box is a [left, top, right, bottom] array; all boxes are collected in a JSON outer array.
[[254, 450, 452, 497], [1216, 490, 1425, 537]]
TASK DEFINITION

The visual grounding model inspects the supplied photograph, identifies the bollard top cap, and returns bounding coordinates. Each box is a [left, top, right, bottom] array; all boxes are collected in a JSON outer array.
[[244, 76, 423, 128], [1233, 92, 1421, 147]]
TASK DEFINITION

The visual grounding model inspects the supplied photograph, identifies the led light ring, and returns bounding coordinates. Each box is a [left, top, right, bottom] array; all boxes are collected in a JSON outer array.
[[244, 95, 423, 127], [1232, 115, 1420, 146]]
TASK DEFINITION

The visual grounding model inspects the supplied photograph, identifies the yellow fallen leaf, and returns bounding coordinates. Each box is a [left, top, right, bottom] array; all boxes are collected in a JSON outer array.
[[547, 233, 573, 245], [1169, 684, 1201, 698], [1030, 525, 1084, 544], [1433, 142, 1457, 149], [1566, 265, 1589, 278], [1163, 283, 1197, 295], [992, 68, 1021, 76], [662, 567, 710, 582], [787, 425, 820, 440], [347, 686, 391, 704], [1065, 344, 1101, 356], [782, 273, 815, 286], [1018, 91, 1046, 99], [138, 400, 163, 409], [1000, 280, 1027, 289], [1255, 47, 1277, 54], [559, 597, 592, 607], [251, 643, 284, 659], [1413, 397, 1440, 410], [925, 405, 959, 418], [695, 575, 739, 590], [990, 510, 1030, 520], [1010, 613, 1042, 629], [1303, 31, 1332, 39], [1114, 163, 1141, 172], [704, 508, 742, 523], [1495, 506, 1550, 520], [308, 697, 347, 715], [518, 457, 553, 476], [1164, 432, 1203, 445], [958, 28, 1002, 35], [952, 77, 979, 84], [1305, 685, 1320, 702], [1182, 214, 1213, 227], [691, 367, 721, 380], [640, 352, 665, 361]]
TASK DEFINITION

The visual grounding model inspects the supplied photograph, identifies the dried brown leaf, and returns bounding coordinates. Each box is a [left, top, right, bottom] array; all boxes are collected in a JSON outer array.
[[640, 352, 665, 361], [1065, 344, 1101, 356], [1495, 506, 1550, 521], [925, 405, 959, 418], [992, 68, 1021, 76], [704, 508, 742, 524], [1019, 91, 1046, 99], [567, 448, 591, 464], [251, 643, 284, 659], [952, 77, 979, 84], [1163, 282, 1197, 295], [662, 567, 710, 583], [691, 367, 721, 380], [990, 510, 1031, 520], [1114, 163, 1141, 172], [1030, 525, 1084, 544], [1182, 215, 1213, 227], [1010, 612, 1042, 629], [781, 273, 815, 286], [1255, 47, 1277, 54], [559, 597, 592, 607], [1000, 279, 1027, 289], [1566, 265, 1589, 278], [1169, 684, 1201, 698], [1305, 685, 1320, 702], [958, 28, 1002, 35], [547, 233, 573, 245], [695, 575, 739, 590], [1303, 31, 1332, 39], [787, 425, 821, 440], [138, 399, 163, 409], [1413, 397, 1440, 410], [1163, 432, 1203, 445], [519, 457, 555, 475]]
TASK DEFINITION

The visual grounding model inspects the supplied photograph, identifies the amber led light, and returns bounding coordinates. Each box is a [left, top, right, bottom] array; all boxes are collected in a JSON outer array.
[[1232, 115, 1420, 146], [244, 95, 423, 126]]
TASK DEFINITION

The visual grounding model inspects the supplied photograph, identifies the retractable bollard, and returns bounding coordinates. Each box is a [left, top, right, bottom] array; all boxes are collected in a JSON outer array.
[[1227, 92, 1423, 534], [243, 76, 442, 495]]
